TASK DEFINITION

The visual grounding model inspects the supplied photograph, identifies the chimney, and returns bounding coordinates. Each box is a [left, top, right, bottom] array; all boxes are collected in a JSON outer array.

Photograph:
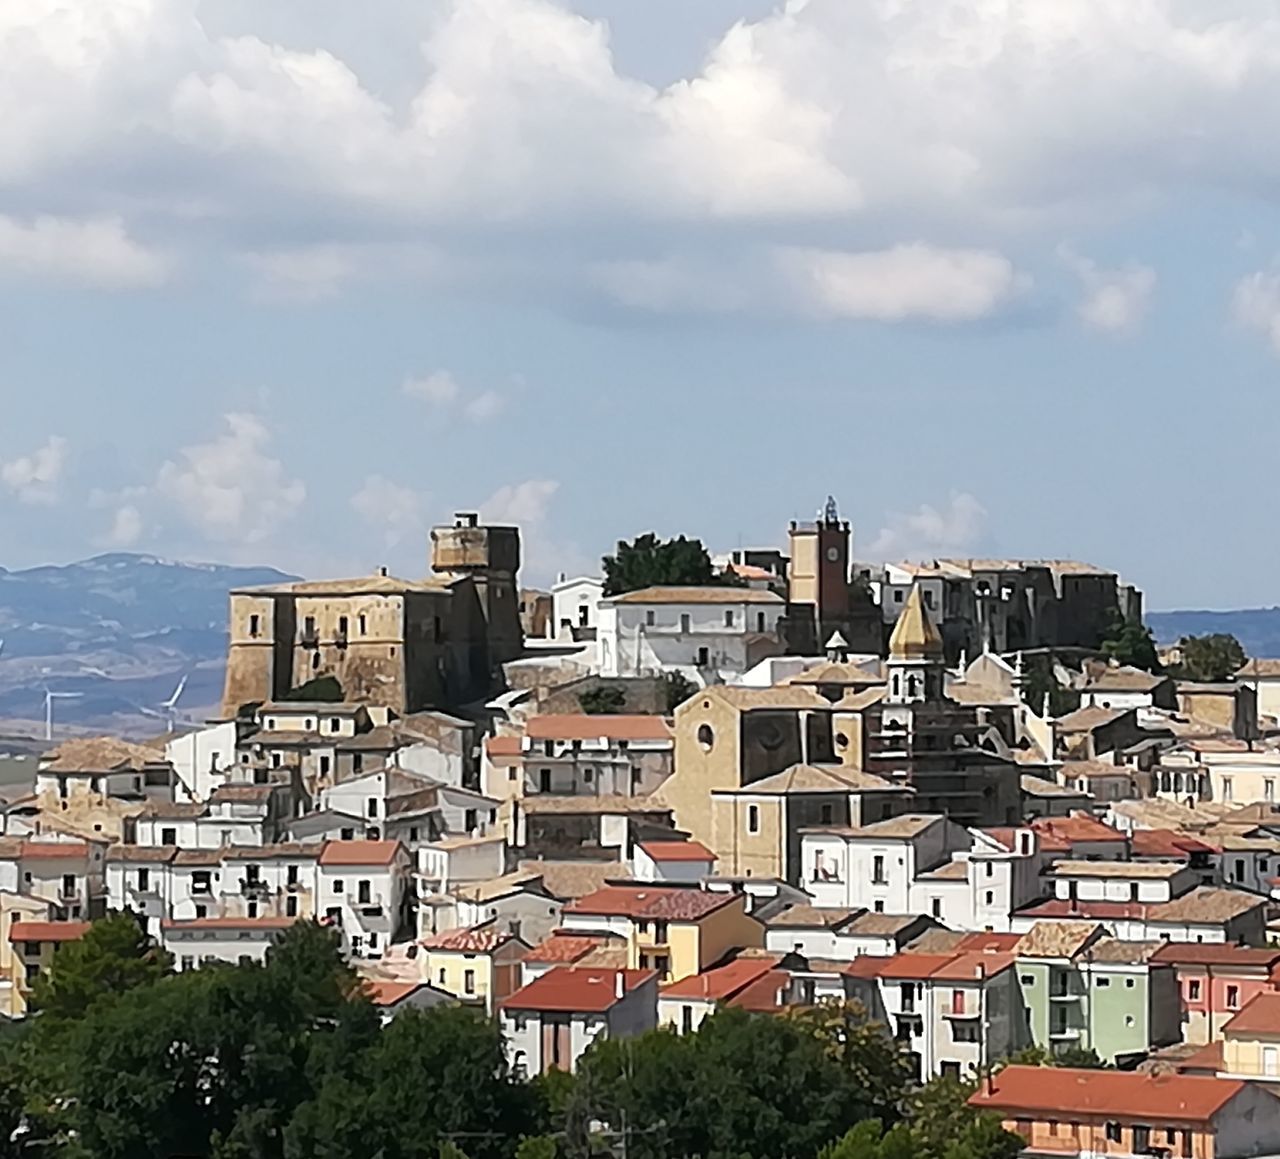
[[615, 970, 625, 1000]]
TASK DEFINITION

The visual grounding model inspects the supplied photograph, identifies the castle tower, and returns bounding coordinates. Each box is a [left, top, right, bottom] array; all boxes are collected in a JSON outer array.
[[429, 511, 523, 666], [885, 584, 945, 704]]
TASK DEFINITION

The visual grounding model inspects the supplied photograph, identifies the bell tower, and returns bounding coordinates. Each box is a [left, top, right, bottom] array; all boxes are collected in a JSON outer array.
[[788, 496, 851, 636]]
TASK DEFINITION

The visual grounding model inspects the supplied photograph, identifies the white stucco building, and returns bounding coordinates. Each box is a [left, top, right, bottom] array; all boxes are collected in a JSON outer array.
[[551, 576, 604, 640], [596, 586, 785, 685]]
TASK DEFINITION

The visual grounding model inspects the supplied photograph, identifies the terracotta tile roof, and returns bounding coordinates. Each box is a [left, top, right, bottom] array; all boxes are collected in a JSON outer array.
[[1014, 921, 1106, 959], [1056, 706, 1128, 731], [174, 848, 227, 866], [637, 840, 714, 863], [500, 966, 657, 1013], [525, 715, 672, 742], [318, 839, 403, 867], [767, 904, 860, 930], [485, 735, 523, 759], [917, 860, 969, 881], [957, 931, 1022, 952], [1082, 667, 1166, 692], [363, 979, 429, 1007], [565, 884, 736, 922], [421, 925, 521, 953], [660, 957, 780, 1001], [1150, 943, 1280, 969], [847, 912, 930, 937], [161, 916, 295, 931], [1222, 991, 1280, 1037], [969, 1065, 1245, 1123], [8, 920, 91, 943], [139, 801, 208, 819], [524, 932, 615, 964], [864, 952, 962, 981], [1150, 887, 1267, 924], [42, 737, 158, 774], [1020, 774, 1084, 798], [21, 840, 89, 860], [1238, 659, 1280, 680], [1031, 814, 1126, 845], [453, 870, 548, 904], [1060, 759, 1137, 781], [1088, 938, 1165, 965], [518, 794, 671, 816], [609, 586, 782, 606], [210, 784, 276, 804], [813, 814, 941, 840], [106, 844, 178, 863], [726, 970, 791, 1011], [222, 842, 318, 860], [1130, 829, 1218, 858], [741, 765, 906, 795], [1047, 859, 1185, 879], [517, 859, 629, 900], [929, 951, 1015, 981]]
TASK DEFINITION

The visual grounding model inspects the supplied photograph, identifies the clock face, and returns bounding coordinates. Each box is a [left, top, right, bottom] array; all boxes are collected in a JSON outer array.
[[826, 546, 841, 562]]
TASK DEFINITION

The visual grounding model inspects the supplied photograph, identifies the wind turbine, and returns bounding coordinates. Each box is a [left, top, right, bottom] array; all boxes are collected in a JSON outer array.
[[42, 685, 82, 742], [138, 674, 189, 730]]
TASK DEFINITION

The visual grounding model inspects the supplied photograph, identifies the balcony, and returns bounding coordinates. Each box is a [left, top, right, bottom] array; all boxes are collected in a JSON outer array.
[[57, 886, 80, 902], [241, 878, 271, 896], [192, 882, 213, 896], [943, 1003, 981, 1020]]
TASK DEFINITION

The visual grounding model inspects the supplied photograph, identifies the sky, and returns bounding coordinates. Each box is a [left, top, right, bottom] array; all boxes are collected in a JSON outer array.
[[4, 1, 1280, 610]]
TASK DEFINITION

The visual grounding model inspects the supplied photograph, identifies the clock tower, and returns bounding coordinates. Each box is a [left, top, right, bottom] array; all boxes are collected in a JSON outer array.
[[788, 496, 851, 636]]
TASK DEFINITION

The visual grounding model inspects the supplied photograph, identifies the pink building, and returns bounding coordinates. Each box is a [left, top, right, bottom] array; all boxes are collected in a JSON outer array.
[[1150, 944, 1280, 1045]]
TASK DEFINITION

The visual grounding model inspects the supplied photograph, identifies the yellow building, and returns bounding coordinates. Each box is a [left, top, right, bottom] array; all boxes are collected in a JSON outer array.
[[562, 884, 763, 983], [420, 924, 529, 1013], [0, 915, 90, 1017], [1220, 991, 1280, 1081]]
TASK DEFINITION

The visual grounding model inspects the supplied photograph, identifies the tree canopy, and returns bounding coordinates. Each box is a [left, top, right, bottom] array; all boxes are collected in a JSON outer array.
[[1100, 610, 1162, 673], [1175, 633, 1247, 683], [602, 534, 733, 597], [578, 686, 627, 715]]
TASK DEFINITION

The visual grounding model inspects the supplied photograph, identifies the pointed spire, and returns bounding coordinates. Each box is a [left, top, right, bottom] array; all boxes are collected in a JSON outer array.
[[888, 585, 944, 661], [824, 630, 849, 662]]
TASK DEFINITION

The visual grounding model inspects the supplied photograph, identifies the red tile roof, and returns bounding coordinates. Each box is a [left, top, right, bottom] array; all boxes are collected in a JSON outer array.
[[1031, 814, 1126, 846], [727, 970, 791, 1011], [660, 957, 779, 1001], [956, 932, 1022, 952], [1130, 829, 1218, 858], [524, 932, 614, 965], [1223, 991, 1280, 1037], [160, 917, 296, 931], [485, 736, 523, 759], [21, 840, 89, 860], [969, 1065, 1244, 1123], [500, 967, 656, 1013], [1150, 943, 1280, 970], [637, 841, 715, 863], [565, 884, 734, 922], [9, 920, 91, 943], [364, 980, 428, 1007], [845, 949, 1013, 982], [318, 839, 402, 867], [525, 715, 672, 742], [422, 925, 520, 953]]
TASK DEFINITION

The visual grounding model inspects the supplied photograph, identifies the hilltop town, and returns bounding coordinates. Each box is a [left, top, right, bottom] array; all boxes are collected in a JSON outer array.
[[7, 499, 1280, 1155]]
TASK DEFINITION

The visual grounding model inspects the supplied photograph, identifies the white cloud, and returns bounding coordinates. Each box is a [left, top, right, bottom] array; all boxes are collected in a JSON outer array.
[[480, 478, 580, 581], [1233, 270, 1280, 356], [102, 504, 144, 548], [0, 215, 170, 289], [481, 479, 559, 526], [1058, 245, 1156, 335], [154, 413, 305, 544], [784, 244, 1024, 322], [867, 492, 988, 561], [464, 391, 505, 423], [403, 370, 461, 407], [350, 475, 426, 547], [242, 245, 356, 302], [1, 436, 68, 504]]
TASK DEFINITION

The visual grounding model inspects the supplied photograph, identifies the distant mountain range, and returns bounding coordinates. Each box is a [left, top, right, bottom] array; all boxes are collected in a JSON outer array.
[[0, 553, 298, 741], [1147, 608, 1280, 659]]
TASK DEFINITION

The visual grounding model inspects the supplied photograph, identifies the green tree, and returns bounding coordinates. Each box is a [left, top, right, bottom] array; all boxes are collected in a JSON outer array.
[[515, 1137, 559, 1159], [661, 672, 697, 713], [602, 534, 727, 597], [576, 1008, 885, 1159], [1176, 633, 1247, 683], [579, 686, 627, 715], [1100, 610, 1161, 673], [30, 912, 172, 1022], [1019, 656, 1079, 718]]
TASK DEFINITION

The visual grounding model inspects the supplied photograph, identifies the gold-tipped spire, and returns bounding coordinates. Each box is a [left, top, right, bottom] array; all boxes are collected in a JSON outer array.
[[888, 585, 944, 661]]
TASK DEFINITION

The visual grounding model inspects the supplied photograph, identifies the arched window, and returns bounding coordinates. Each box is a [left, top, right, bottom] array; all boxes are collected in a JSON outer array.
[[907, 674, 921, 698], [697, 724, 714, 752]]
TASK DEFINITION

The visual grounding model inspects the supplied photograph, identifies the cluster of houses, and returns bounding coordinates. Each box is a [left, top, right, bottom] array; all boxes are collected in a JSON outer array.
[[13, 507, 1280, 1157]]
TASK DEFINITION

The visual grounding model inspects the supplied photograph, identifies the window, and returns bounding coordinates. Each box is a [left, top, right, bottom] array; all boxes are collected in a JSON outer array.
[[358, 613, 368, 635], [1234, 858, 1245, 883], [1133, 1126, 1151, 1152], [193, 871, 211, 894], [952, 1022, 979, 1043], [894, 589, 904, 603], [464, 969, 476, 995], [1223, 777, 1234, 801], [367, 798, 378, 818], [1096, 977, 1111, 988], [682, 1005, 694, 1034], [1125, 978, 1135, 988], [696, 646, 709, 667], [874, 900, 885, 913], [195, 904, 207, 919], [1020, 974, 1035, 986], [725, 610, 734, 627], [1181, 1130, 1193, 1159], [747, 805, 760, 834], [539, 769, 552, 792], [249, 613, 260, 637], [984, 891, 994, 905], [1105, 1122, 1122, 1143], [247, 901, 258, 918], [820, 803, 833, 825], [931, 898, 942, 918], [680, 613, 691, 633], [333, 879, 344, 893], [286, 896, 298, 917], [985, 861, 994, 878], [1268, 780, 1276, 803], [358, 880, 371, 904], [872, 855, 886, 884], [409, 826, 419, 842], [340, 828, 355, 840], [1227, 984, 1240, 1009], [1188, 979, 1202, 1001], [352, 754, 363, 774], [645, 610, 656, 627], [465, 809, 478, 830], [181, 956, 195, 971], [137, 868, 149, 891], [337, 616, 348, 639], [162, 827, 177, 845], [697, 724, 714, 751]]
